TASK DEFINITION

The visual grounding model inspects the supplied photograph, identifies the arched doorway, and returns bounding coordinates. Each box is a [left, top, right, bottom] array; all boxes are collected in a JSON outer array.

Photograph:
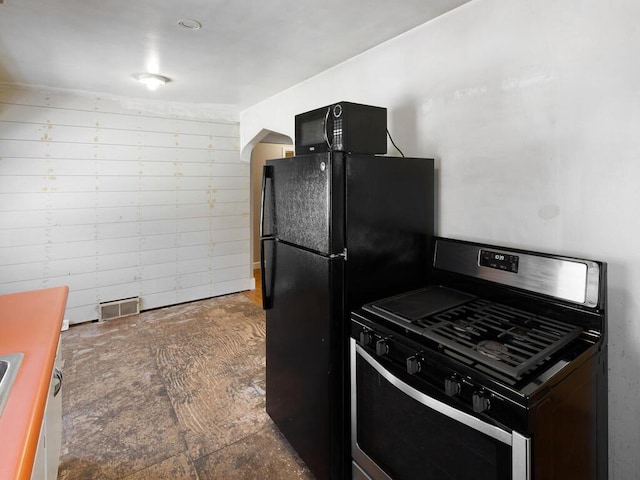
[[244, 130, 293, 280]]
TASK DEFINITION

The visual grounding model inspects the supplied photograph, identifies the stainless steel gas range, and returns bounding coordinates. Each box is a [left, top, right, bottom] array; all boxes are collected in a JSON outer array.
[[350, 237, 607, 480]]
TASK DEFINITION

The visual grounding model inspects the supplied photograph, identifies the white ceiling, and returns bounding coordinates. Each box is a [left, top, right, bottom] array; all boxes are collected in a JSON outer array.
[[0, 0, 471, 107]]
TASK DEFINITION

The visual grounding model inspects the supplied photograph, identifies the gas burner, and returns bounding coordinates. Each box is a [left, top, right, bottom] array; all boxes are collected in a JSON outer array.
[[418, 299, 583, 378], [453, 319, 472, 329], [452, 319, 479, 335], [503, 326, 530, 342], [477, 340, 509, 360]]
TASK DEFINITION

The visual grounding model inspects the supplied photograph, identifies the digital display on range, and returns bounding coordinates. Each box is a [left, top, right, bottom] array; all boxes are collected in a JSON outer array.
[[479, 250, 519, 273]]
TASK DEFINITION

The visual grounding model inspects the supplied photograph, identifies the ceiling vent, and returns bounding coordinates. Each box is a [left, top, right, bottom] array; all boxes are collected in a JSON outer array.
[[99, 297, 140, 322]]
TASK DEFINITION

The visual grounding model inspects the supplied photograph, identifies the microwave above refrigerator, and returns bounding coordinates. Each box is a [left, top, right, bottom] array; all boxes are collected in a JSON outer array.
[[294, 101, 387, 155]]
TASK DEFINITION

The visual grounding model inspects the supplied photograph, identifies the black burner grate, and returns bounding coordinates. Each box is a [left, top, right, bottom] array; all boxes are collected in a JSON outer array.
[[419, 299, 582, 378]]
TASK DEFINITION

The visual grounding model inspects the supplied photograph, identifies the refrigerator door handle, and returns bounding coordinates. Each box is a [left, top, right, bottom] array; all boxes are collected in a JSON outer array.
[[260, 237, 274, 310], [260, 165, 274, 238], [260, 165, 275, 310]]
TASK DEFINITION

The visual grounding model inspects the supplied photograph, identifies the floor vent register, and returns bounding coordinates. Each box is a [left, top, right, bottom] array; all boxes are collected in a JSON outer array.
[[99, 297, 140, 322]]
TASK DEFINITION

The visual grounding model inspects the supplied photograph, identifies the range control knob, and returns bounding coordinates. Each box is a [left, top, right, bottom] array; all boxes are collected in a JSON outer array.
[[375, 339, 390, 356], [444, 376, 462, 397], [359, 329, 373, 347], [472, 391, 492, 414], [406, 355, 422, 375]]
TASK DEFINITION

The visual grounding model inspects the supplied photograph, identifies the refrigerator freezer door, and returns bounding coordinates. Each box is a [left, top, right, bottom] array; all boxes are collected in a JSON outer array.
[[264, 153, 345, 255], [265, 240, 346, 480]]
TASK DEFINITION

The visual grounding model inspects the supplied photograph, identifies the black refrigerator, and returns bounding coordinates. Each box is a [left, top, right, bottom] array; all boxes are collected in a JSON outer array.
[[260, 152, 434, 480]]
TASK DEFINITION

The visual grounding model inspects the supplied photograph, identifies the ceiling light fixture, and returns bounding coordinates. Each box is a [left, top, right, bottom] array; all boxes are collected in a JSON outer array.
[[177, 18, 202, 30], [133, 73, 171, 91]]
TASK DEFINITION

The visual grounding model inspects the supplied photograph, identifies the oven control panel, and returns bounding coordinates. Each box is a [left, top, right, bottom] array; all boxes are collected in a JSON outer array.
[[479, 249, 519, 273]]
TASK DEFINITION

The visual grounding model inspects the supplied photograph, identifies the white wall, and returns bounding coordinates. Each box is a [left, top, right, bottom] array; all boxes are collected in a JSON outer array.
[[0, 85, 253, 324], [240, 0, 640, 477]]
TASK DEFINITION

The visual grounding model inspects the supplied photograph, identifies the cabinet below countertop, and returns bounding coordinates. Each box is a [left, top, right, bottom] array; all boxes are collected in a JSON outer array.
[[0, 287, 68, 480]]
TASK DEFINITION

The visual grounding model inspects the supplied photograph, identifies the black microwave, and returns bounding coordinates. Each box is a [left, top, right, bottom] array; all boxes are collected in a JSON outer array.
[[294, 101, 387, 155]]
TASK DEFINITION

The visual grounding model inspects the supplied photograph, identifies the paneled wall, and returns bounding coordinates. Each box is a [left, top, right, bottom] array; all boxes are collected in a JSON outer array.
[[0, 85, 252, 324]]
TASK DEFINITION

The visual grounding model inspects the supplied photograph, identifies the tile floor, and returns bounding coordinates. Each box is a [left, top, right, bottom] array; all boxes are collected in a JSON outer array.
[[57, 291, 314, 480]]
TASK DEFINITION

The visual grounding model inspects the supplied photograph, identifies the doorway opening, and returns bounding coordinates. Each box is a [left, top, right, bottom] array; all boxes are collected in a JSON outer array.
[[243, 129, 293, 305]]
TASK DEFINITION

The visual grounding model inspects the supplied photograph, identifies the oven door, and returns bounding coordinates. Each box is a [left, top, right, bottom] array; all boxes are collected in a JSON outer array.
[[350, 339, 530, 480]]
